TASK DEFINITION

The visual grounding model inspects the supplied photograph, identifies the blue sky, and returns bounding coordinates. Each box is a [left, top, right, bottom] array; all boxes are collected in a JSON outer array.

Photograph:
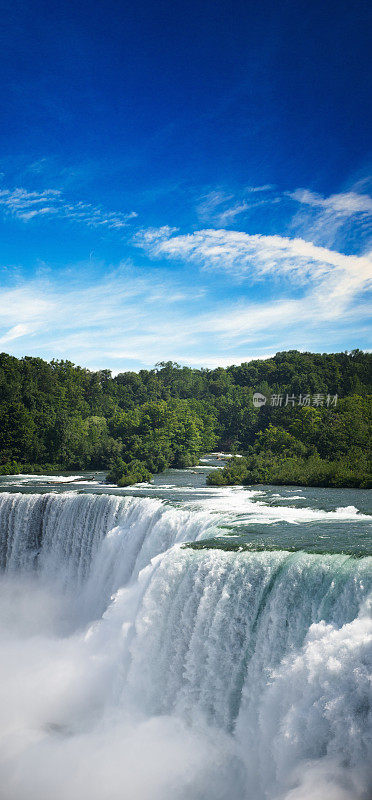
[[0, 0, 371, 371]]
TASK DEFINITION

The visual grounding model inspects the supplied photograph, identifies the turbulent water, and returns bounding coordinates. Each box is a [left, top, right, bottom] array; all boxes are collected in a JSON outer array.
[[0, 464, 371, 800]]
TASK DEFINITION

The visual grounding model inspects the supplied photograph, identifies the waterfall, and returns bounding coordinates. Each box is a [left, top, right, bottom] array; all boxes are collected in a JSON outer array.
[[113, 546, 371, 798], [122, 547, 371, 719], [0, 491, 371, 799], [0, 492, 218, 617]]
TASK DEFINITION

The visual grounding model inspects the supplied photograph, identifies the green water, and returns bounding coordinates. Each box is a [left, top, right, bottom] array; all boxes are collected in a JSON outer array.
[[0, 453, 370, 556]]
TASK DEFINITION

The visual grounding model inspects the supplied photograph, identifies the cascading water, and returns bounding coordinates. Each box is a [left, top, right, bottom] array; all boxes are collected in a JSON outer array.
[[0, 489, 371, 800], [0, 492, 216, 619]]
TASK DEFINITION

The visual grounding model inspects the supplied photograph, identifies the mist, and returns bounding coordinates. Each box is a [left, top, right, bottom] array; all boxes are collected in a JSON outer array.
[[0, 493, 370, 800]]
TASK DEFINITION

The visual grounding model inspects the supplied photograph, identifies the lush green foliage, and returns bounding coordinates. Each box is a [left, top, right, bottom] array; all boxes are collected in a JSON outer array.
[[106, 398, 217, 483], [0, 350, 370, 486], [207, 395, 372, 489]]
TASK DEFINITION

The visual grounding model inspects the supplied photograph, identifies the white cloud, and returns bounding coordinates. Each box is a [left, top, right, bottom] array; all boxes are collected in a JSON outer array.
[[0, 266, 209, 368], [195, 184, 372, 241], [0, 284, 56, 326], [136, 225, 178, 245], [0, 186, 137, 229], [135, 226, 372, 309], [131, 225, 372, 362], [0, 323, 33, 344], [1, 207, 371, 370], [288, 187, 372, 249], [196, 187, 275, 226], [290, 189, 372, 215], [0, 246, 369, 372]]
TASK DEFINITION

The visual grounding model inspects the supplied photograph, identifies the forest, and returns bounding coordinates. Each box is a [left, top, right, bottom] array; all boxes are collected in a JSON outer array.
[[0, 349, 370, 487]]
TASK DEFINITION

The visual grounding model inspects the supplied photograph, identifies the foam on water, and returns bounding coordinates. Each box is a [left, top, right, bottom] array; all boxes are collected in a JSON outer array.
[[116, 483, 370, 526], [0, 489, 370, 799], [179, 486, 370, 526]]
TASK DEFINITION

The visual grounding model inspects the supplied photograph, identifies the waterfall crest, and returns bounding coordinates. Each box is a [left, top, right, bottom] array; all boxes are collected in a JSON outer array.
[[0, 492, 217, 615], [0, 490, 371, 799]]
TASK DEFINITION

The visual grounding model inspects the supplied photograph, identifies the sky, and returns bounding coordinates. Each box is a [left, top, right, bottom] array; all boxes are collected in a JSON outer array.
[[0, 0, 371, 372]]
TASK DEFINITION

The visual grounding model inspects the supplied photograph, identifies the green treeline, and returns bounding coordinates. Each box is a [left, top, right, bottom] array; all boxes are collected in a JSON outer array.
[[0, 349, 370, 487], [207, 396, 372, 489]]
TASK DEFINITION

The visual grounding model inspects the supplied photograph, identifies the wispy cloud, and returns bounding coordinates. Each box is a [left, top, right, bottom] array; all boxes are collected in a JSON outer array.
[[288, 186, 372, 250], [0, 265, 207, 368], [0, 186, 137, 229], [195, 184, 372, 251], [135, 226, 372, 306], [0, 177, 370, 370], [1, 235, 370, 371], [290, 188, 372, 216], [0, 323, 33, 344], [133, 224, 372, 361], [196, 186, 275, 226]]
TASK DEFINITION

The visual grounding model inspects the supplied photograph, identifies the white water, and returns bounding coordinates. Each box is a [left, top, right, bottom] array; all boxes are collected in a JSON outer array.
[[0, 491, 371, 800], [0, 492, 217, 622]]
